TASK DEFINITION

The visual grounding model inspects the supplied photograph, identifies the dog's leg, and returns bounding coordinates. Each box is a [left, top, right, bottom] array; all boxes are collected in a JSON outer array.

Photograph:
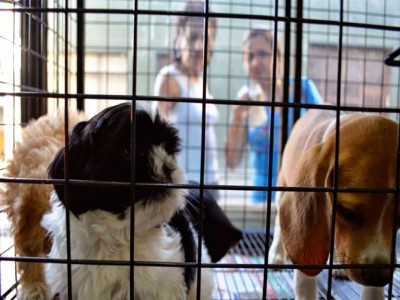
[[268, 191, 287, 264], [294, 269, 317, 300], [360, 286, 384, 300], [13, 186, 52, 300], [17, 263, 51, 300], [16, 240, 51, 300]]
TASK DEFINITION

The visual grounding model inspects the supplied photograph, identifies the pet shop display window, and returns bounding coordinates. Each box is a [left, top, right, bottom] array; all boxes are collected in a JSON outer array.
[[0, 0, 400, 299]]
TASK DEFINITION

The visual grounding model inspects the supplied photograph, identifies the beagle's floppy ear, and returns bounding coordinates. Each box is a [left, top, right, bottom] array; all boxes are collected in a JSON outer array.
[[279, 140, 334, 276]]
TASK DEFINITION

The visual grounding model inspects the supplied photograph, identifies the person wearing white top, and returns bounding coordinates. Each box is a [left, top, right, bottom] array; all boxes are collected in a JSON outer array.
[[153, 1, 220, 199]]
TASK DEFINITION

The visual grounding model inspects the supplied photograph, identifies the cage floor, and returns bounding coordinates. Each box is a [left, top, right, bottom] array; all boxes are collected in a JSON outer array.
[[213, 230, 400, 300], [1, 214, 400, 299]]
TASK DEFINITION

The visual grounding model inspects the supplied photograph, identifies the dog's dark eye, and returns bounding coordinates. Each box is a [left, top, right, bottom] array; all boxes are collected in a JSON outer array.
[[337, 204, 362, 223]]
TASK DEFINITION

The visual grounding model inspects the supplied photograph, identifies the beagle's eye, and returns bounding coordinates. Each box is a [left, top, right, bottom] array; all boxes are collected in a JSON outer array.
[[337, 204, 361, 223]]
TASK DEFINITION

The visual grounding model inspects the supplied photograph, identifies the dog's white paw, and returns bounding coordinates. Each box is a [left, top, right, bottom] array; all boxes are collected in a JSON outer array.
[[17, 283, 51, 300], [268, 237, 287, 265]]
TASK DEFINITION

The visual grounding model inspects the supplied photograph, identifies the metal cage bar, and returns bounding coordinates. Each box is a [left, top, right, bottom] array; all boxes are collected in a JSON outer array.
[[0, 1, 399, 299]]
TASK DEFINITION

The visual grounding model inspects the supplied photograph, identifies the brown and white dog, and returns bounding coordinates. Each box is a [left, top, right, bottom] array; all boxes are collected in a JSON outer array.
[[0, 110, 87, 299], [268, 109, 400, 300]]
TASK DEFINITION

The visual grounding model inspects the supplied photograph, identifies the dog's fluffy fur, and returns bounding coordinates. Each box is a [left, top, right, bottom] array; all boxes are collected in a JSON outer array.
[[43, 103, 214, 299], [0, 109, 87, 299], [2, 104, 223, 300]]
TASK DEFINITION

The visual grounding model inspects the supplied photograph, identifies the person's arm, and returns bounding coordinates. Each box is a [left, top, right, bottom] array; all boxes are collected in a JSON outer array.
[[225, 101, 249, 169], [154, 73, 181, 117]]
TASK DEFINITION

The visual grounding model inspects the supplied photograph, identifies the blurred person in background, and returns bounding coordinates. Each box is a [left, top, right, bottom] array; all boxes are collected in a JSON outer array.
[[225, 28, 283, 204], [153, 1, 220, 200]]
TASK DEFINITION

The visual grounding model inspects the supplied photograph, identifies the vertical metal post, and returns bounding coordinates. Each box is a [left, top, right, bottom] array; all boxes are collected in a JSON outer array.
[[76, 0, 85, 111], [280, 0, 291, 152], [21, 0, 48, 123], [293, 0, 303, 122]]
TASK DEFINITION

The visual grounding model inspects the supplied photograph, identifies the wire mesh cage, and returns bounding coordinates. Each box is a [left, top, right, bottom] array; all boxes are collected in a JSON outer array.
[[0, 0, 400, 299]]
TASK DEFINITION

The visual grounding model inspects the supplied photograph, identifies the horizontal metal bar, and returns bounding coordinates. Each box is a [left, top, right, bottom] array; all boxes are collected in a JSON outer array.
[[0, 7, 399, 32]]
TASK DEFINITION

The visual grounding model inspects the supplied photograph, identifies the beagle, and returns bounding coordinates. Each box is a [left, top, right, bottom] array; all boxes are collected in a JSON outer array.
[[268, 109, 400, 300]]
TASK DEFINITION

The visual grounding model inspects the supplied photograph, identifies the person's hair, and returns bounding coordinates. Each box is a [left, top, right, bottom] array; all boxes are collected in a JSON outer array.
[[243, 28, 283, 78], [242, 28, 284, 101], [242, 28, 282, 57], [173, 1, 217, 63]]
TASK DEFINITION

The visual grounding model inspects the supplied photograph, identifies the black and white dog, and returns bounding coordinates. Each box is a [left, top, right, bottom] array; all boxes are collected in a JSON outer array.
[[42, 103, 241, 299]]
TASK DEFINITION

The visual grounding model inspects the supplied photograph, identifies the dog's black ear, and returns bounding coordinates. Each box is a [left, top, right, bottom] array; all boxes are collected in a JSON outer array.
[[48, 121, 98, 216], [185, 184, 243, 263], [48, 104, 136, 217]]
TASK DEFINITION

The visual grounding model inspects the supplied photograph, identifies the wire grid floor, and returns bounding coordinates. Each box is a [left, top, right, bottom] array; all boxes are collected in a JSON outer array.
[[213, 230, 400, 300], [1, 213, 400, 300]]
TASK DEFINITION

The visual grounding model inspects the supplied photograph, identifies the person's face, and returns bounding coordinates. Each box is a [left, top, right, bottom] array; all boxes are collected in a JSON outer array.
[[242, 34, 276, 86], [178, 18, 215, 75]]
